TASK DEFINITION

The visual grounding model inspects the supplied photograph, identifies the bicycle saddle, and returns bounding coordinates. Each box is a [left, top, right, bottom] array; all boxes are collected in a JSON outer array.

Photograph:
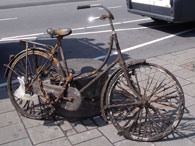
[[47, 28, 72, 38]]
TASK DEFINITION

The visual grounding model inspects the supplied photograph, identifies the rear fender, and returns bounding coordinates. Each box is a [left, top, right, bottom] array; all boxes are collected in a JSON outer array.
[[4, 47, 48, 77]]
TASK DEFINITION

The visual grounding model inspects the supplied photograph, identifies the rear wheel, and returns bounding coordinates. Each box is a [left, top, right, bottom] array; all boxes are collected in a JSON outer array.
[[104, 63, 184, 141], [7, 50, 57, 119]]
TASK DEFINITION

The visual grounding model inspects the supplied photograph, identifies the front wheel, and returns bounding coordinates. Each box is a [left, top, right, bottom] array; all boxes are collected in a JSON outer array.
[[104, 63, 184, 141]]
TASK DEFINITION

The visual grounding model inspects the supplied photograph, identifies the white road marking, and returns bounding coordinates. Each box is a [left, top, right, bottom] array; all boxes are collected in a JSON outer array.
[[72, 24, 171, 36], [72, 18, 150, 30], [0, 24, 172, 42], [99, 6, 123, 10], [0, 82, 7, 88], [94, 28, 194, 60], [72, 27, 85, 31], [0, 17, 18, 21], [122, 18, 151, 24], [0, 37, 37, 42], [1, 33, 45, 40], [0, 18, 150, 42]]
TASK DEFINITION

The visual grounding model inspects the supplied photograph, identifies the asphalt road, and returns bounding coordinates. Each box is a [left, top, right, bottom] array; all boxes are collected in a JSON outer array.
[[0, 0, 195, 84]]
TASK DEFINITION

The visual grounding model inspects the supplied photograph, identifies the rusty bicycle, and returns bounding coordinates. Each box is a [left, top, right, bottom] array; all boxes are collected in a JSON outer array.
[[5, 4, 185, 142]]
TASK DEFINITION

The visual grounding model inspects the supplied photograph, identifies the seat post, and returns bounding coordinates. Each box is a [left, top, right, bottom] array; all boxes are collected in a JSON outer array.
[[57, 36, 69, 77]]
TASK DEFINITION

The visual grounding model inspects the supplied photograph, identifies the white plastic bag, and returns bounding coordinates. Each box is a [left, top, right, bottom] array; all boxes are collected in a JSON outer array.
[[14, 76, 37, 101]]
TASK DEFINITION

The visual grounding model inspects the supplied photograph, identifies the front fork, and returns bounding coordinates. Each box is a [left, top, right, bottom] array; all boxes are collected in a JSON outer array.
[[113, 33, 142, 100]]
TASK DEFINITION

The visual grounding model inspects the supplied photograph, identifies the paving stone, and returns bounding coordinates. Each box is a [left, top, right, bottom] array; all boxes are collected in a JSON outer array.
[[187, 105, 195, 117], [27, 122, 64, 145], [36, 137, 71, 146], [57, 120, 73, 131], [190, 136, 195, 143], [93, 116, 107, 126], [185, 48, 195, 54], [0, 111, 20, 128], [147, 58, 169, 66], [184, 94, 195, 107], [171, 50, 187, 56], [68, 129, 102, 145], [98, 124, 124, 143], [65, 128, 77, 136], [21, 116, 54, 129], [186, 76, 195, 84], [176, 77, 191, 87], [167, 58, 190, 66], [75, 136, 113, 146], [72, 121, 87, 133], [114, 139, 154, 146], [156, 54, 178, 61], [0, 123, 27, 145], [57, 120, 77, 136], [183, 65, 195, 72], [183, 84, 195, 97], [175, 52, 195, 60], [174, 69, 195, 79], [154, 136, 195, 146], [82, 118, 97, 130], [182, 61, 195, 70], [1, 138, 32, 146], [0, 99, 15, 114], [177, 115, 195, 141], [163, 64, 183, 72]]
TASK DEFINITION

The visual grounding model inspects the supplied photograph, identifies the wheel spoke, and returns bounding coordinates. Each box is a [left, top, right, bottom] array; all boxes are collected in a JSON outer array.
[[122, 107, 137, 127], [113, 90, 135, 100], [149, 104, 173, 124], [104, 102, 141, 109], [128, 108, 142, 134]]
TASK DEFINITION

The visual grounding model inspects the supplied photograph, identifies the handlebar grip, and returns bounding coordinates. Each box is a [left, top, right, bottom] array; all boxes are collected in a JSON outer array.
[[77, 5, 91, 10]]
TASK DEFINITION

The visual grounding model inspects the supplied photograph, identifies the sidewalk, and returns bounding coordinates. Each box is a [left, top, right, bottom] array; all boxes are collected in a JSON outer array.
[[0, 48, 195, 146]]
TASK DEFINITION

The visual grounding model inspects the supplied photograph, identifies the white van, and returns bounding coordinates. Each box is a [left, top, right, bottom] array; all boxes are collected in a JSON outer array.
[[127, 0, 195, 23]]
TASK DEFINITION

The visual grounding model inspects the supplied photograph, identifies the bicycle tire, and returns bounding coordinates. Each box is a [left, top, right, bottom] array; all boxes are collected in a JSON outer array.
[[7, 50, 56, 119], [105, 62, 184, 141]]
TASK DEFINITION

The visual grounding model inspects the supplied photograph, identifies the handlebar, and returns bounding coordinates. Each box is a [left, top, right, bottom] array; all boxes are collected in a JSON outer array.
[[77, 5, 91, 10], [77, 4, 114, 20]]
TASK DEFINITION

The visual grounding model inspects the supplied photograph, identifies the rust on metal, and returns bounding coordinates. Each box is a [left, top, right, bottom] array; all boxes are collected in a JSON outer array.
[[91, 70, 97, 75]]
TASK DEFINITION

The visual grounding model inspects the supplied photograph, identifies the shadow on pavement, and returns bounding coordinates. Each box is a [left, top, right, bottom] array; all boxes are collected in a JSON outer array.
[[139, 21, 195, 37]]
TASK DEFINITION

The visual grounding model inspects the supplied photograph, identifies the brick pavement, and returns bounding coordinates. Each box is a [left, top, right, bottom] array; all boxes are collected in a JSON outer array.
[[0, 48, 195, 146]]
